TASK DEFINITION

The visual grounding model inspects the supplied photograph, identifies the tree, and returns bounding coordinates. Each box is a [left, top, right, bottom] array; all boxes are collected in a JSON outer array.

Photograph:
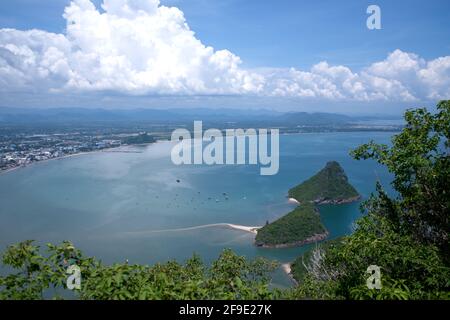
[[350, 100, 449, 253], [0, 241, 279, 300], [292, 101, 450, 300]]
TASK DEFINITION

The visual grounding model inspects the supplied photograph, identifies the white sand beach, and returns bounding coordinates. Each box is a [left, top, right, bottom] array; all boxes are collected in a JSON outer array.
[[226, 224, 261, 234], [119, 223, 261, 237]]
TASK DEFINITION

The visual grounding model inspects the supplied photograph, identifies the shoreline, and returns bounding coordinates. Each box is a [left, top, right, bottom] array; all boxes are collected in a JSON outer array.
[[287, 196, 361, 206], [119, 223, 262, 237], [0, 151, 93, 175], [315, 195, 361, 205], [226, 224, 261, 234], [0, 130, 397, 177], [255, 231, 329, 249], [0, 144, 151, 176]]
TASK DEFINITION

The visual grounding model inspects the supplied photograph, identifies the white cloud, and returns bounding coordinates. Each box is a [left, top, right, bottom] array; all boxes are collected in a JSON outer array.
[[0, 0, 449, 102]]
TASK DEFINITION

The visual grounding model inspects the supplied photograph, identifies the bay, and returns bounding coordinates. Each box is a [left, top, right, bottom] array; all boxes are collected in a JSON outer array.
[[0, 132, 394, 287]]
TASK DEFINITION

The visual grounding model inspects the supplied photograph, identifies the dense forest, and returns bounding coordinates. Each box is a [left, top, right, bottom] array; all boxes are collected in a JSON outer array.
[[255, 203, 328, 247]]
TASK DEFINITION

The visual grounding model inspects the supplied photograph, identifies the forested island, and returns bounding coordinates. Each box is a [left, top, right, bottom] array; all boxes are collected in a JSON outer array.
[[288, 161, 360, 204], [255, 203, 328, 248], [255, 161, 360, 248]]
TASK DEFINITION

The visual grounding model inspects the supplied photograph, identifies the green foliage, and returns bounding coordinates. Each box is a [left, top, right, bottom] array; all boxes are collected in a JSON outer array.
[[293, 101, 450, 300], [255, 203, 327, 247], [0, 240, 98, 300], [290, 238, 343, 283], [350, 100, 449, 250], [0, 242, 279, 300], [290, 215, 449, 300], [288, 161, 359, 204]]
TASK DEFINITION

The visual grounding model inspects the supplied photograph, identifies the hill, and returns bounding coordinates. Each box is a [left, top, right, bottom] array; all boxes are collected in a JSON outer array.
[[255, 203, 328, 248], [288, 161, 360, 204], [123, 132, 155, 145]]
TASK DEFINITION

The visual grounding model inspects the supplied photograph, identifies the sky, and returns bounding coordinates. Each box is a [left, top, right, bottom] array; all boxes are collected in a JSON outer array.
[[0, 0, 449, 114]]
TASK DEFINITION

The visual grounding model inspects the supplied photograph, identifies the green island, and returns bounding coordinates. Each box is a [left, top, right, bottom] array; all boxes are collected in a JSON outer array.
[[288, 161, 360, 204], [255, 203, 328, 248], [255, 161, 360, 248]]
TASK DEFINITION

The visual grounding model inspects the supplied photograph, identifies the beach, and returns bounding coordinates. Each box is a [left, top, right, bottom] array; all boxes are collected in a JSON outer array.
[[288, 198, 300, 205], [227, 224, 260, 234], [118, 223, 262, 237]]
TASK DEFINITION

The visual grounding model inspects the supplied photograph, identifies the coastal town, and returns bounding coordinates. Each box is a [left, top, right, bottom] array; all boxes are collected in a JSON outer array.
[[0, 130, 155, 172]]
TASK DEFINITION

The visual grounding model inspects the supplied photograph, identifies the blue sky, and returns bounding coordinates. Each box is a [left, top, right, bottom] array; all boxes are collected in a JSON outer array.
[[0, 0, 449, 114]]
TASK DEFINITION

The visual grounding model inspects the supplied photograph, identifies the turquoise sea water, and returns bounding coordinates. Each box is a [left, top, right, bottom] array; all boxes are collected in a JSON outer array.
[[0, 132, 394, 287]]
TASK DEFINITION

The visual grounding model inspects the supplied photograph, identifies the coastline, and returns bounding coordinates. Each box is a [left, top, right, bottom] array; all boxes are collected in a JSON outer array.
[[0, 143, 156, 176], [0, 151, 94, 175], [119, 223, 262, 237], [314, 195, 361, 205], [226, 224, 261, 234], [255, 231, 329, 249], [0, 130, 397, 177], [287, 195, 361, 206]]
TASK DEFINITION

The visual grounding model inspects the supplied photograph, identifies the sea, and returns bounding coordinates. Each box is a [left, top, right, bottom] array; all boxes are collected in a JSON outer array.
[[0, 132, 395, 287]]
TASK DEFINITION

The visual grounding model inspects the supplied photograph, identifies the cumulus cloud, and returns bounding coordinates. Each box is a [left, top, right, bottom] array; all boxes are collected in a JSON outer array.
[[264, 50, 449, 102], [0, 0, 449, 102]]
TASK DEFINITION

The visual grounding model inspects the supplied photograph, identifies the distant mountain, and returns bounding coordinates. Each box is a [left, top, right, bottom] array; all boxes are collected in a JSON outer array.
[[0, 107, 276, 123], [0, 107, 182, 123], [274, 112, 352, 125], [288, 161, 360, 204], [0, 107, 400, 128]]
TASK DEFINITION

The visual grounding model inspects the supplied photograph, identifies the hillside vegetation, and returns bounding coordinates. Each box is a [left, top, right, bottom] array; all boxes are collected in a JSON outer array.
[[290, 101, 449, 300], [288, 161, 360, 204], [255, 203, 328, 248], [290, 238, 343, 283]]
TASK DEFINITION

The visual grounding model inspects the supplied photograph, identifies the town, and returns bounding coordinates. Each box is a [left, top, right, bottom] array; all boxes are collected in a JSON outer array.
[[0, 128, 156, 172]]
